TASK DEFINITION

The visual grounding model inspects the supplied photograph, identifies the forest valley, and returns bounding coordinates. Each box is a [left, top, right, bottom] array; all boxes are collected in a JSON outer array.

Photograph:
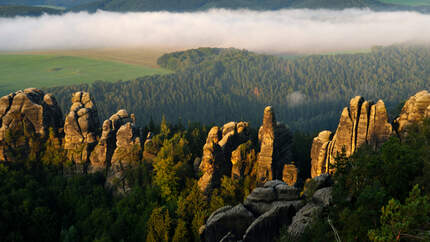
[[0, 46, 430, 241]]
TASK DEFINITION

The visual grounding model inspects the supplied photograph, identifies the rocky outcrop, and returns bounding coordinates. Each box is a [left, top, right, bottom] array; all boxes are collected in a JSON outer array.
[[310, 97, 392, 178], [201, 175, 332, 242], [198, 121, 251, 194], [231, 141, 255, 180], [201, 204, 255, 242], [395, 90, 430, 136], [64, 92, 99, 171], [256, 106, 292, 184], [108, 120, 142, 191], [282, 164, 298, 186], [0, 88, 63, 161], [89, 110, 137, 173]]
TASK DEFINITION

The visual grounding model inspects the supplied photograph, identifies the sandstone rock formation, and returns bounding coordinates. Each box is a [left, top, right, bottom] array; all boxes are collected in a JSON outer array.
[[395, 90, 430, 135], [0, 88, 63, 161], [89, 110, 136, 173], [310, 97, 392, 178], [198, 121, 251, 193], [231, 141, 255, 180], [256, 106, 292, 184], [201, 175, 332, 242], [282, 164, 298, 186], [64, 92, 99, 171]]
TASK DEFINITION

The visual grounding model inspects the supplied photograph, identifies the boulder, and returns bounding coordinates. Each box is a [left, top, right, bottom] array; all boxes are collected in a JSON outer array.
[[0, 88, 63, 161], [202, 204, 255, 242], [242, 203, 296, 242], [287, 203, 323, 237], [312, 187, 333, 207]]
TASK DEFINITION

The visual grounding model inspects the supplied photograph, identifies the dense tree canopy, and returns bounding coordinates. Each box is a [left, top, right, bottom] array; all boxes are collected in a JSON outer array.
[[47, 45, 430, 132]]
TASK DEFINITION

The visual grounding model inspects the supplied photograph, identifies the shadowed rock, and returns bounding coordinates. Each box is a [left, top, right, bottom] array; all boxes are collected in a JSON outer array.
[[198, 121, 251, 194]]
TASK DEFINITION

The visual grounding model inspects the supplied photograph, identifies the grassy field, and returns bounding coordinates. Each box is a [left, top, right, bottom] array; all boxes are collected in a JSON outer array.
[[19, 47, 183, 68], [0, 54, 171, 96], [378, 0, 430, 6]]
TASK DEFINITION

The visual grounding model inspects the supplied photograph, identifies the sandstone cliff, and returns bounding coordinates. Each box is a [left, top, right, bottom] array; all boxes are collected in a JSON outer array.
[[0, 88, 63, 161], [64, 91, 100, 172], [395, 90, 430, 136], [198, 121, 251, 194], [311, 96, 392, 178], [256, 106, 292, 184], [311, 91, 430, 178]]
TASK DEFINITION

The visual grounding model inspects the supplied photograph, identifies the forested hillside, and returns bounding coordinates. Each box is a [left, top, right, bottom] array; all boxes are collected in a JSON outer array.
[[0, 5, 63, 17], [46, 45, 430, 132], [72, 0, 430, 13], [0, 0, 96, 8]]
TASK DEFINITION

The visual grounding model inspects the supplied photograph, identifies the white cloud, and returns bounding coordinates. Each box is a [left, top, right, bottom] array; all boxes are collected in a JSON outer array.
[[1, 8, 429, 53]]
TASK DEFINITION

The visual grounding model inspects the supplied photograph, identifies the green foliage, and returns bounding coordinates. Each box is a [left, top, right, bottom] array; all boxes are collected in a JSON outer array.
[[0, 5, 62, 17], [368, 185, 430, 241], [153, 132, 192, 201], [145, 207, 172, 242], [325, 120, 430, 241]]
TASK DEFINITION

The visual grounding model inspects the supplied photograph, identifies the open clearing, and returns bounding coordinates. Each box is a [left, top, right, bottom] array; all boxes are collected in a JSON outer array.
[[379, 0, 430, 6], [0, 54, 171, 96], [16, 47, 184, 68]]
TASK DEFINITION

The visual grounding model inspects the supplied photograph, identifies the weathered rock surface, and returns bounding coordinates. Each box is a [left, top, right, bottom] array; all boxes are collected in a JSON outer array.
[[242, 203, 296, 242], [201, 204, 255, 242], [256, 106, 292, 184], [0, 88, 63, 161], [244, 180, 302, 216], [231, 141, 255, 180], [202, 178, 331, 242], [198, 121, 251, 194], [64, 92, 99, 171], [89, 110, 134, 173], [310, 131, 332, 178], [282, 164, 298, 186], [395, 90, 430, 135], [311, 97, 392, 177], [107, 118, 142, 192]]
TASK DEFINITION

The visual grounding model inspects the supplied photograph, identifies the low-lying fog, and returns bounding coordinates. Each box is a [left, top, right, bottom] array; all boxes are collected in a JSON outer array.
[[1, 8, 429, 54]]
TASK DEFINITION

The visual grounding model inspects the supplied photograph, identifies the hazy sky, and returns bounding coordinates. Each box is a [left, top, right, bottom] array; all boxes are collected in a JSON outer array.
[[1, 8, 429, 53]]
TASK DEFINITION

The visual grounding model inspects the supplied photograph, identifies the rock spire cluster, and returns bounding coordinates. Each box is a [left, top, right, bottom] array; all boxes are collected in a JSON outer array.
[[311, 91, 430, 178]]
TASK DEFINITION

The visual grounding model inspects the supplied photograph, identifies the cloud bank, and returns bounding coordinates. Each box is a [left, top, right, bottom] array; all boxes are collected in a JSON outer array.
[[1, 9, 430, 53]]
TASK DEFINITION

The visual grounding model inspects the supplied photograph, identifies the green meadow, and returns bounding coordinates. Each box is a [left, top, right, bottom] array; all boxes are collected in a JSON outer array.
[[0, 54, 171, 96], [379, 0, 430, 6]]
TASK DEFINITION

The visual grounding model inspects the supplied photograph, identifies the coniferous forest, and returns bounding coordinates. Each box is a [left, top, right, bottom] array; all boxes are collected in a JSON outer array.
[[48, 45, 430, 132]]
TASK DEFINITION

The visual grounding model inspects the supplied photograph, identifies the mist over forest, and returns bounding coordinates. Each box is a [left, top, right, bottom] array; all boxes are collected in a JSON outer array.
[[1, 9, 430, 53]]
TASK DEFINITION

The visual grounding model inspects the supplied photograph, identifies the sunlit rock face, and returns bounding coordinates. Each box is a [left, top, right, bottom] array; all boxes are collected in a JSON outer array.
[[310, 96, 392, 178], [256, 106, 292, 184], [89, 110, 136, 172], [198, 121, 251, 194], [64, 91, 100, 172], [395, 90, 430, 136], [0, 88, 63, 161]]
